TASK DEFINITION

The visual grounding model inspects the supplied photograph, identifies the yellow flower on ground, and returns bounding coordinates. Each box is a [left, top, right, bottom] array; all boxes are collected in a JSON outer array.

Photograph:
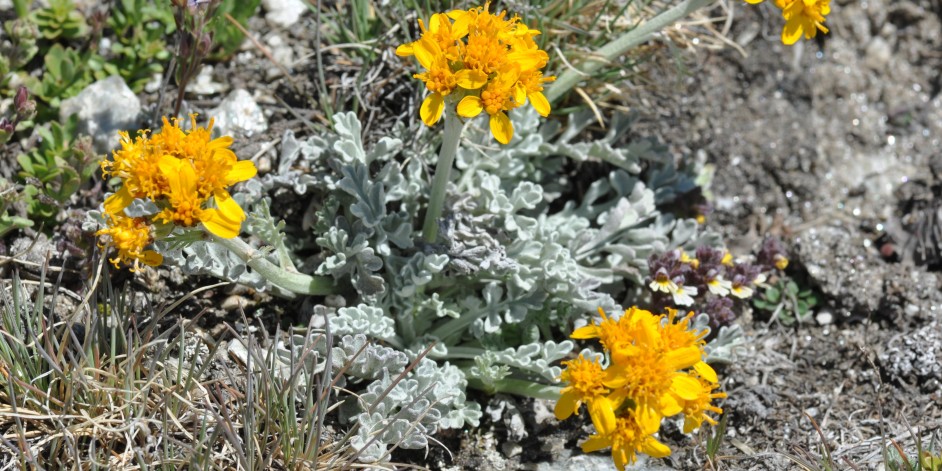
[[96, 212, 162, 271], [780, 0, 830, 44], [742, 0, 831, 45], [580, 408, 671, 471], [154, 156, 246, 239], [559, 306, 725, 469]]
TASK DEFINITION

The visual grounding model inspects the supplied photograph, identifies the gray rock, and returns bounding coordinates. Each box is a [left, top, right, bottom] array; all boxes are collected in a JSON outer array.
[[864, 37, 892, 71], [208, 89, 268, 138], [58, 75, 141, 153], [261, 0, 307, 27], [879, 322, 942, 390]]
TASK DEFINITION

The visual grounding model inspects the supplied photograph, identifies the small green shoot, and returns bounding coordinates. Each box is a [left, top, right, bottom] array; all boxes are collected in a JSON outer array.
[[753, 277, 820, 326]]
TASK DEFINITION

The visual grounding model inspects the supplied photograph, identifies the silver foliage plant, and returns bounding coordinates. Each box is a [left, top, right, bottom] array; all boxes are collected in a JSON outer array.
[[179, 109, 732, 461]]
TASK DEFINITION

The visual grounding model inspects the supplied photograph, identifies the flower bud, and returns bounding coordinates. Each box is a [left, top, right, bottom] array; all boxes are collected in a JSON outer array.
[[197, 32, 213, 57]]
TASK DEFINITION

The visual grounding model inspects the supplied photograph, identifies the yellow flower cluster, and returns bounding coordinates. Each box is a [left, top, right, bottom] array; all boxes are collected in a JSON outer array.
[[396, 2, 554, 144], [745, 0, 831, 45], [97, 115, 257, 270], [556, 307, 726, 470]]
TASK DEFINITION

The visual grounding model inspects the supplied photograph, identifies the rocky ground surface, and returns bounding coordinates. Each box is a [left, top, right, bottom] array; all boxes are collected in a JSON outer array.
[[608, 0, 942, 469]]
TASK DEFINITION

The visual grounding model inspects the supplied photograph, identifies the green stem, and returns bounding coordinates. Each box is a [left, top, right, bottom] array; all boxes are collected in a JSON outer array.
[[545, 0, 717, 104], [466, 376, 563, 401], [422, 112, 464, 243], [211, 234, 337, 296]]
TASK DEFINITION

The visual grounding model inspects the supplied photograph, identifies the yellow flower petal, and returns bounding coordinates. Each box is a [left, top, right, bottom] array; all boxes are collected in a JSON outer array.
[[104, 185, 134, 215], [528, 91, 551, 117], [588, 398, 617, 436], [693, 361, 718, 384], [213, 191, 246, 223], [660, 392, 682, 417], [489, 112, 513, 144], [782, 18, 803, 45], [641, 436, 672, 458], [420, 93, 445, 126], [456, 69, 488, 90], [226, 160, 258, 184], [413, 37, 439, 70], [395, 43, 415, 57], [142, 250, 163, 266], [456, 96, 484, 118], [663, 345, 702, 371], [570, 324, 600, 339], [201, 208, 241, 239], [554, 392, 579, 420], [580, 435, 612, 454], [671, 374, 703, 401]]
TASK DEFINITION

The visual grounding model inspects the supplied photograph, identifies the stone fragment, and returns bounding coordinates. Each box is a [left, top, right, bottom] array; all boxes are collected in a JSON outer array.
[[261, 0, 307, 27], [58, 75, 141, 153], [208, 89, 268, 137]]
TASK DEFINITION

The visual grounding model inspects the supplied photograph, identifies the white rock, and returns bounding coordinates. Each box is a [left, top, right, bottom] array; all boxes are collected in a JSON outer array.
[[261, 0, 307, 27], [208, 89, 268, 137], [59, 75, 141, 153], [864, 37, 891, 71], [816, 311, 834, 325], [189, 65, 229, 95]]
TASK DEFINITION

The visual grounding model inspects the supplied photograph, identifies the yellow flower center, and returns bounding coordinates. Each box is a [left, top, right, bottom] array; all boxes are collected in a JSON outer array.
[[463, 33, 507, 75], [419, 65, 459, 96], [480, 81, 514, 115]]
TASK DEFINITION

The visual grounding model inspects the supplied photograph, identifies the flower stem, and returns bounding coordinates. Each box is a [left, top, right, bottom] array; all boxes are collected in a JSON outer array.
[[211, 234, 337, 296], [422, 112, 464, 243], [545, 0, 716, 104]]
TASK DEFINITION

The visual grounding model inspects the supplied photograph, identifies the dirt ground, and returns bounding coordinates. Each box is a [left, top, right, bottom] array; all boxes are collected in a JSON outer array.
[[459, 0, 942, 469], [587, 0, 942, 469]]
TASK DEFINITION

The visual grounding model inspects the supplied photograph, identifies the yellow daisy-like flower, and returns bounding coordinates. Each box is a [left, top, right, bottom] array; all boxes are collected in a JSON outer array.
[[102, 130, 168, 216], [98, 115, 257, 268], [397, 2, 554, 143], [555, 354, 618, 436], [559, 306, 725, 469], [96, 212, 162, 271], [743, 0, 831, 45], [581, 408, 671, 471], [409, 37, 488, 126], [154, 156, 247, 239], [780, 0, 830, 44]]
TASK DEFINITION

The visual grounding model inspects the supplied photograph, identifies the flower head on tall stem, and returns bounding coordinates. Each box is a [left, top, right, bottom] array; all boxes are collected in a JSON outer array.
[[397, 2, 554, 143]]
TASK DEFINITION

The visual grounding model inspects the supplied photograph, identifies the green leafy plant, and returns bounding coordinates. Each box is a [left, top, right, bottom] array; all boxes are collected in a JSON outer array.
[[23, 44, 95, 111], [1, 18, 41, 83], [16, 116, 99, 223], [753, 277, 820, 326], [30, 0, 88, 40], [0, 179, 34, 238], [100, 0, 176, 92], [208, 0, 262, 58]]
